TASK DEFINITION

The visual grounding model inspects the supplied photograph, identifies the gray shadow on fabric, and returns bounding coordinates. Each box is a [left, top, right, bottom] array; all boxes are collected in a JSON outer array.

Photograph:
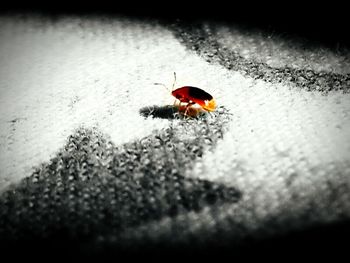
[[0, 105, 240, 252]]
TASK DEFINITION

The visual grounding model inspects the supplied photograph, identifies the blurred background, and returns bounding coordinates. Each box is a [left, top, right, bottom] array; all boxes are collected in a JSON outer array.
[[2, 0, 349, 48]]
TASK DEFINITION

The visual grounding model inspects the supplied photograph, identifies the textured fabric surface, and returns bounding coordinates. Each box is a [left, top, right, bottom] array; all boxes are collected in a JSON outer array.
[[0, 15, 350, 259]]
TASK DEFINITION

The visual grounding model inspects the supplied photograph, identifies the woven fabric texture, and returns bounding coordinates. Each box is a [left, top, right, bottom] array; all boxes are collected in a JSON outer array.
[[0, 15, 349, 258]]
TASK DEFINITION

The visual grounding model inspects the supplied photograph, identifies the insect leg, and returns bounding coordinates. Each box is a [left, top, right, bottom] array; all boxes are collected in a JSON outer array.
[[172, 72, 177, 91], [173, 99, 184, 118], [184, 102, 195, 117]]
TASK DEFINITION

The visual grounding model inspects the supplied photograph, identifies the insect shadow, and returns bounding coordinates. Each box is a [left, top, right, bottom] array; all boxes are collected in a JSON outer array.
[[139, 105, 208, 120], [139, 105, 179, 119]]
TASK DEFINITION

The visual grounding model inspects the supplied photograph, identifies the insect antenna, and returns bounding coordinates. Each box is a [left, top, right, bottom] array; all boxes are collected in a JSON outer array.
[[154, 72, 177, 93], [154, 82, 171, 92], [172, 72, 177, 91]]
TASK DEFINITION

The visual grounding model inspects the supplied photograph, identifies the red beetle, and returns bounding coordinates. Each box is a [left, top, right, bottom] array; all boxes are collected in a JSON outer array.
[[155, 73, 217, 116]]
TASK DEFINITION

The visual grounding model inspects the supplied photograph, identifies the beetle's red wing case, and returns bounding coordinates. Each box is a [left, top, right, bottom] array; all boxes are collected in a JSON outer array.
[[171, 86, 217, 112]]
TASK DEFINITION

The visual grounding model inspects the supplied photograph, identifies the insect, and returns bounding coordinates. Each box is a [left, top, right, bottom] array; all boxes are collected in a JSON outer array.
[[155, 72, 216, 117]]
